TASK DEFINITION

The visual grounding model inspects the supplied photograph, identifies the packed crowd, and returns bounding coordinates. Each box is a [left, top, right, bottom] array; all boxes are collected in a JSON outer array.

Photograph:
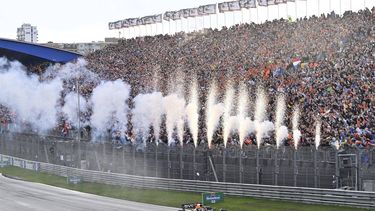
[[86, 8, 375, 148], [1, 8, 374, 149]]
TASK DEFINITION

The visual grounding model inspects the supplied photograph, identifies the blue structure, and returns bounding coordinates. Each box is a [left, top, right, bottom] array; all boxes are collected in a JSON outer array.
[[0, 38, 81, 65]]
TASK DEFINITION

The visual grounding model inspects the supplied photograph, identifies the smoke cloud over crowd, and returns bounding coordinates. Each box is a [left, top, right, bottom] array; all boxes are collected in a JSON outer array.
[[0, 57, 307, 148]]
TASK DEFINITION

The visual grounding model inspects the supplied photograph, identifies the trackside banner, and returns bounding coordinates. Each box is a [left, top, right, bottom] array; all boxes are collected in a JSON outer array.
[[202, 192, 224, 205]]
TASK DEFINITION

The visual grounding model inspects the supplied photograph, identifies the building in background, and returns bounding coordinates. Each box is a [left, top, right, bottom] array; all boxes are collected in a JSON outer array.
[[17, 24, 38, 43], [43, 40, 117, 55]]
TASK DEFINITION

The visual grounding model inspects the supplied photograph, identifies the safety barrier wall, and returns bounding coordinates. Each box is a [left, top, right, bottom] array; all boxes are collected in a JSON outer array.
[[1, 154, 374, 209]]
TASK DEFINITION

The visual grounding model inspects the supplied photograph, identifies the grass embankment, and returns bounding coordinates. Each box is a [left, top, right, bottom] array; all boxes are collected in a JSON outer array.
[[0, 166, 370, 211]]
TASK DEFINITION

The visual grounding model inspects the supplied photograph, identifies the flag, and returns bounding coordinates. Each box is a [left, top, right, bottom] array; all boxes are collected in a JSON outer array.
[[152, 14, 162, 23], [218, 2, 230, 13], [198, 4, 216, 15], [228, 1, 241, 11], [198, 6, 204, 15], [171, 11, 182, 20], [128, 18, 138, 26], [121, 19, 130, 28], [163, 11, 173, 21], [181, 9, 190, 18], [240, 0, 257, 8], [267, 0, 276, 5], [136, 18, 144, 25], [115, 20, 122, 29], [108, 22, 116, 30], [292, 57, 301, 67], [205, 4, 217, 14], [189, 8, 199, 17], [258, 0, 268, 6], [141, 16, 154, 24]]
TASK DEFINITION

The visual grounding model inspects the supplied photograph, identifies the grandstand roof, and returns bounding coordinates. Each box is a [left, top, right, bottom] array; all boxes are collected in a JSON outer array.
[[0, 38, 81, 66]]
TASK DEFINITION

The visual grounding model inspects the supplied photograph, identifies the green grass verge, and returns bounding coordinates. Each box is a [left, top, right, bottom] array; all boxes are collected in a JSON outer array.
[[0, 166, 371, 211]]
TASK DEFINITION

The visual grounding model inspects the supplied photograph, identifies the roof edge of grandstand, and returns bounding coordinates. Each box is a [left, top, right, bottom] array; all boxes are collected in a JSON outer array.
[[0, 38, 82, 57], [0, 38, 82, 65]]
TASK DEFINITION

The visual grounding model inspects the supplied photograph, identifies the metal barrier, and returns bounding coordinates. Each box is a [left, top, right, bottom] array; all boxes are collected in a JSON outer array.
[[1, 154, 374, 209], [0, 132, 344, 189]]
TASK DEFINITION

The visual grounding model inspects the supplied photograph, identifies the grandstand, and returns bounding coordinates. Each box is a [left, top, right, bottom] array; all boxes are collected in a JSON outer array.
[[87, 8, 375, 148], [0, 0, 375, 192]]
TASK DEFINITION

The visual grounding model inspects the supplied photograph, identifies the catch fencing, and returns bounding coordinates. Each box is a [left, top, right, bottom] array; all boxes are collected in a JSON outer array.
[[1, 153, 375, 209], [0, 132, 375, 191]]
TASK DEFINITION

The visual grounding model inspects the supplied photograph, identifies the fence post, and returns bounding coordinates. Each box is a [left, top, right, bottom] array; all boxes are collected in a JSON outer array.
[[44, 142, 49, 163], [275, 148, 279, 186], [155, 144, 158, 177], [78, 141, 81, 169], [239, 149, 243, 183], [294, 149, 297, 187], [167, 147, 171, 179], [356, 150, 360, 191], [122, 145, 126, 174], [133, 144, 136, 175], [193, 147, 197, 180], [314, 148, 318, 188], [223, 147, 226, 183], [37, 138, 40, 162], [180, 144, 183, 179], [256, 149, 260, 184], [335, 150, 339, 189], [143, 143, 147, 176]]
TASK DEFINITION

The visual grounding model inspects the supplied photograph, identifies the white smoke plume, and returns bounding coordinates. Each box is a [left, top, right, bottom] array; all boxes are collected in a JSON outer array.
[[237, 84, 250, 148], [62, 92, 88, 127], [163, 94, 186, 146], [0, 59, 63, 132], [42, 58, 99, 85], [275, 95, 287, 149], [315, 120, 321, 150], [254, 88, 268, 148], [292, 107, 301, 150], [148, 92, 164, 143], [185, 82, 199, 147], [90, 79, 131, 138], [132, 92, 164, 144], [223, 84, 235, 147], [206, 83, 224, 148], [259, 120, 275, 138]]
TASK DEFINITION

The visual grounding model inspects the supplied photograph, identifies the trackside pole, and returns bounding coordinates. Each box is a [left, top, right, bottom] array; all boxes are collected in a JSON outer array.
[[314, 148, 318, 188], [180, 144, 183, 179], [239, 149, 243, 183], [133, 143, 136, 175], [143, 143, 147, 176], [168, 147, 171, 179], [223, 147, 226, 183], [208, 151, 219, 182], [155, 143, 158, 177], [335, 150, 339, 189], [256, 149, 260, 184], [275, 149, 278, 186], [193, 147, 197, 180], [294, 149, 297, 187]]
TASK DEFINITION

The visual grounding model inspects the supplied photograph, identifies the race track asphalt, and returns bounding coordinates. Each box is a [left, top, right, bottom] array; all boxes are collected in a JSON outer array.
[[0, 174, 177, 211]]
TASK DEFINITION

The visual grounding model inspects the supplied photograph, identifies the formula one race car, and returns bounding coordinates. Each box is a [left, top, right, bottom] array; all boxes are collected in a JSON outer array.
[[179, 203, 214, 211]]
